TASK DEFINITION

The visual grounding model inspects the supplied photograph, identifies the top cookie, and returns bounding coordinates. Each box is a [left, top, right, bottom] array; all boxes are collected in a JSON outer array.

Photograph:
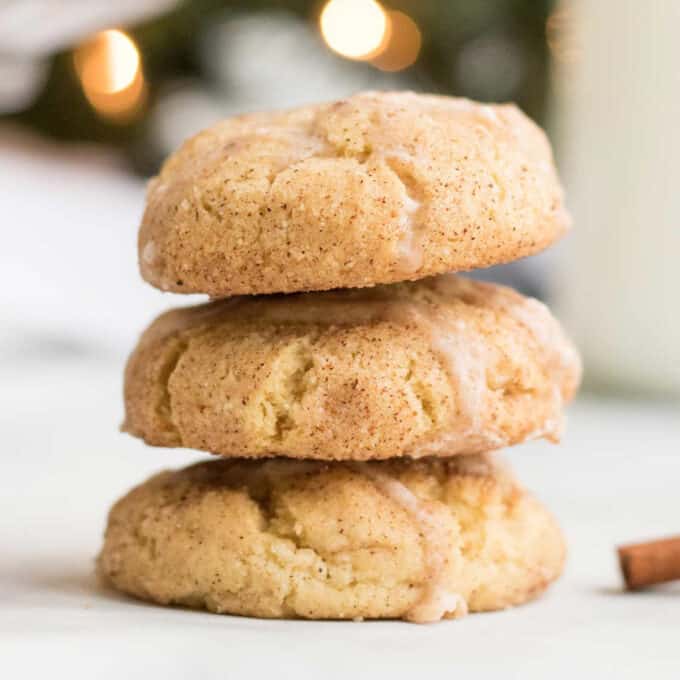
[[140, 91, 569, 296]]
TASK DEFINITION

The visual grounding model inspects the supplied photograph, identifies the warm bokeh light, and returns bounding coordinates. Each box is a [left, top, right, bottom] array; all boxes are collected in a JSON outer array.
[[320, 0, 388, 60], [75, 30, 140, 94], [74, 29, 146, 122], [371, 10, 421, 72]]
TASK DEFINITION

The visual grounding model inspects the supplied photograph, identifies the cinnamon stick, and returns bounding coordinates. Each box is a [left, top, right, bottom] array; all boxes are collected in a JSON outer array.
[[618, 535, 680, 590]]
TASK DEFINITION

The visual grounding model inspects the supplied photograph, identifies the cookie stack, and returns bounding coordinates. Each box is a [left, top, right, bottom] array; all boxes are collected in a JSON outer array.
[[99, 92, 581, 623]]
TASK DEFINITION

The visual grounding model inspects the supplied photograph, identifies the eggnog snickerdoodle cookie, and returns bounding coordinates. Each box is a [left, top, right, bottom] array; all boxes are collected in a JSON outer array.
[[139, 91, 569, 296], [98, 454, 565, 622], [123, 275, 581, 461]]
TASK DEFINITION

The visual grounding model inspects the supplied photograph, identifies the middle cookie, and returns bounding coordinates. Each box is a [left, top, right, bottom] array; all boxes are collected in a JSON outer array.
[[124, 275, 581, 460]]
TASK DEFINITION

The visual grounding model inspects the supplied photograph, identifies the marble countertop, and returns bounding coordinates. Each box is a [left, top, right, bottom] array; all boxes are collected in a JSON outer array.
[[2, 357, 679, 679]]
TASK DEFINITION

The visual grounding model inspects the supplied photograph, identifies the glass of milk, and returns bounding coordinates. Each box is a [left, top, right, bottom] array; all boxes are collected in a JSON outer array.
[[553, 0, 680, 398]]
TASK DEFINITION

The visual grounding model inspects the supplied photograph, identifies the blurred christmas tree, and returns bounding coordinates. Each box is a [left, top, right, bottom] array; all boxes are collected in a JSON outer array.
[[3, 0, 556, 174]]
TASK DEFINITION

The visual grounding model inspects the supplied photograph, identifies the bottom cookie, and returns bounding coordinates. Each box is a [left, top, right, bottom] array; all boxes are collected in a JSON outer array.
[[98, 455, 565, 623]]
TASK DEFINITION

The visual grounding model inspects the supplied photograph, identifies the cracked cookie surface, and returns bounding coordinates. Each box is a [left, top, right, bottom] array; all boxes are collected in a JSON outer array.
[[123, 275, 581, 460], [139, 91, 569, 296], [98, 454, 565, 622]]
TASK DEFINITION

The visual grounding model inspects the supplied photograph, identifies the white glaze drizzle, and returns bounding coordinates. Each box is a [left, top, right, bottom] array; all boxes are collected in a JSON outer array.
[[480, 290, 580, 443], [478, 104, 500, 124], [142, 240, 157, 265], [354, 463, 467, 623], [380, 149, 426, 276], [381, 297, 505, 454], [396, 193, 424, 273], [430, 276, 578, 445], [502, 297, 580, 380]]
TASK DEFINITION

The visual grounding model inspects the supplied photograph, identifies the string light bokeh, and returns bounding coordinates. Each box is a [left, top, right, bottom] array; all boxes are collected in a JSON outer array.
[[7, 0, 556, 168], [319, 0, 388, 60], [318, 0, 421, 71], [73, 29, 146, 122], [371, 10, 422, 72]]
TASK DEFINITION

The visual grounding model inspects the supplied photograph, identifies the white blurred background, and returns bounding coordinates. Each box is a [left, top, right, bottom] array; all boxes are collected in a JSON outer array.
[[1, 0, 679, 398], [2, 3, 680, 675]]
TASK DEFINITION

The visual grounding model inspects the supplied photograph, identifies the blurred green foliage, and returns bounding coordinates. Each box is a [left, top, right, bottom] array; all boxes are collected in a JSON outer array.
[[9, 0, 555, 166]]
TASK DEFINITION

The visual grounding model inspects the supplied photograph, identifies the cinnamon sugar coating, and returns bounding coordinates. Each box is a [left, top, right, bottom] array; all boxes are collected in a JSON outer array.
[[98, 455, 565, 622], [139, 91, 569, 296], [122, 276, 581, 461]]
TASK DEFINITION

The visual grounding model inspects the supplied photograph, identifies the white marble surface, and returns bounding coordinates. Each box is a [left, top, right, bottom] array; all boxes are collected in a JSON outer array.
[[2, 357, 679, 679]]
